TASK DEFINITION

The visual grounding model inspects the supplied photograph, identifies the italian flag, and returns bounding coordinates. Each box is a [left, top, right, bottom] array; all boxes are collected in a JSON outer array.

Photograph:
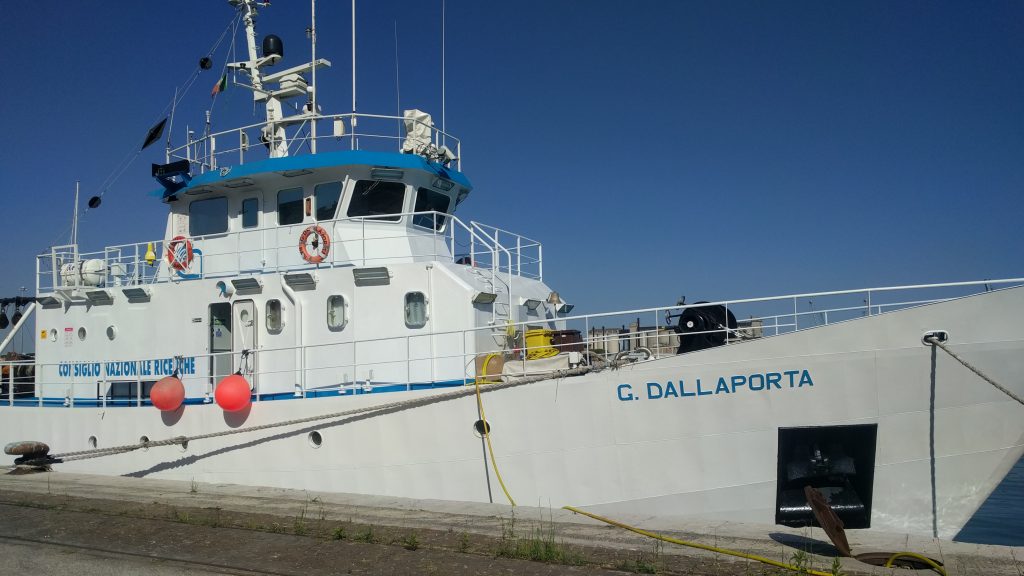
[[211, 74, 227, 97]]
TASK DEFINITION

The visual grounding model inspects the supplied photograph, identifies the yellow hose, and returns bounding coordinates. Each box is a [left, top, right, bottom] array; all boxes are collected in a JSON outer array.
[[474, 378, 516, 506], [563, 505, 834, 576], [562, 506, 948, 576], [884, 551, 947, 575], [526, 348, 559, 360], [475, 353, 502, 385]]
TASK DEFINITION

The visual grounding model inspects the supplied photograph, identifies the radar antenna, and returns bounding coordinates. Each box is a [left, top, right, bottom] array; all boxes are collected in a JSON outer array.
[[225, 0, 331, 158]]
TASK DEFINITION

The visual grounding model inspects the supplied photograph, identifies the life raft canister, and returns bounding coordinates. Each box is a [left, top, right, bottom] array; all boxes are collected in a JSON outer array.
[[166, 235, 194, 271], [298, 225, 331, 263]]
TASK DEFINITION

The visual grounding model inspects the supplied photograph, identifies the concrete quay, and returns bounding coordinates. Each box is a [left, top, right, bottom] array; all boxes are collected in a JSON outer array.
[[0, 471, 1020, 575]]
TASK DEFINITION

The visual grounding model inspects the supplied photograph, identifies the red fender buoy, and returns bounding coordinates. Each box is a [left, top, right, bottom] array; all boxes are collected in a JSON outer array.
[[215, 373, 251, 412], [151, 375, 185, 411]]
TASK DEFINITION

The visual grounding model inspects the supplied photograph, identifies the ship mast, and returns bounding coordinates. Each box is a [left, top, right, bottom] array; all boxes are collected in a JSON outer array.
[[225, 0, 330, 160], [228, 0, 287, 158], [239, 1, 264, 94]]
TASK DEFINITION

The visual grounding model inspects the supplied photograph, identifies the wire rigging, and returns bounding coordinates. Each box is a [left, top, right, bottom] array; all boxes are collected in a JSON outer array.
[[48, 11, 242, 250]]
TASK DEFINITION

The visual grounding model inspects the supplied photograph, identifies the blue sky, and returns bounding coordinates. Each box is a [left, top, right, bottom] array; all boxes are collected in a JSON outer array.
[[0, 0, 1021, 323]]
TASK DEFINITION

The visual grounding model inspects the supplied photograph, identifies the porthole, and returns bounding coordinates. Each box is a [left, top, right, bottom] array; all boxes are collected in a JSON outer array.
[[139, 435, 150, 451], [87, 436, 97, 448], [78, 327, 87, 341], [266, 299, 282, 333], [327, 295, 347, 331], [308, 431, 323, 448], [404, 292, 427, 328], [106, 326, 117, 341], [49, 328, 57, 342], [472, 419, 491, 438]]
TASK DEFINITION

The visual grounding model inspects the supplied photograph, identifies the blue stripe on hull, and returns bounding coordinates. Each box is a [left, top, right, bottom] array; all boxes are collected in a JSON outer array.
[[17, 379, 467, 408]]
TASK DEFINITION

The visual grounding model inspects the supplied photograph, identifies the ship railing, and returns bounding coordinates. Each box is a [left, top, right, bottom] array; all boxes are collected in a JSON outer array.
[[558, 278, 1024, 361], [35, 211, 542, 294], [10, 278, 1023, 407], [1, 356, 38, 407], [469, 222, 542, 281], [166, 112, 462, 173]]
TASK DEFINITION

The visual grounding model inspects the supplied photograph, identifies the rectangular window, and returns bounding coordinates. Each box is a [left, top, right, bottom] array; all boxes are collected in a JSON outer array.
[[188, 197, 229, 236], [315, 181, 343, 221], [327, 295, 347, 330], [105, 381, 156, 401], [404, 292, 427, 328], [241, 198, 259, 229], [347, 180, 406, 221], [278, 187, 304, 225], [413, 188, 451, 230], [266, 299, 282, 333]]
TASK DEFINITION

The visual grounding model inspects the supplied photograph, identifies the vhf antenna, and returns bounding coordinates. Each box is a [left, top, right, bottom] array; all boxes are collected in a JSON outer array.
[[395, 20, 401, 144], [441, 0, 446, 145], [351, 0, 357, 150]]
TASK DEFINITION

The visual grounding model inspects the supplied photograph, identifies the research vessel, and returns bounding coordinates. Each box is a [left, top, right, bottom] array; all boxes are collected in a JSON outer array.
[[2, 0, 1022, 541]]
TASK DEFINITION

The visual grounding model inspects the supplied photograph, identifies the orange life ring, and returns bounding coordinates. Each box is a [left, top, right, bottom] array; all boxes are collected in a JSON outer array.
[[166, 235, 194, 271], [299, 225, 331, 264]]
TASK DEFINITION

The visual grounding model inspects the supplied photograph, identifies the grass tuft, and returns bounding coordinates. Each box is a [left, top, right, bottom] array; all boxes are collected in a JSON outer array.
[[354, 526, 376, 543], [401, 532, 420, 551], [494, 509, 584, 565]]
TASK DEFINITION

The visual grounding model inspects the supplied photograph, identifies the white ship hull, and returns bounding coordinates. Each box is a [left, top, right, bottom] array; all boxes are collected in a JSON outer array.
[[4, 286, 1022, 539]]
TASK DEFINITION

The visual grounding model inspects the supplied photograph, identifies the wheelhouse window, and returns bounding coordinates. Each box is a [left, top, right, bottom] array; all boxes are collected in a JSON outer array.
[[347, 180, 406, 222], [315, 181, 343, 221], [278, 187, 304, 225], [327, 295, 347, 330], [241, 198, 259, 229], [404, 292, 427, 328], [189, 197, 228, 236], [413, 188, 451, 230], [266, 299, 282, 333]]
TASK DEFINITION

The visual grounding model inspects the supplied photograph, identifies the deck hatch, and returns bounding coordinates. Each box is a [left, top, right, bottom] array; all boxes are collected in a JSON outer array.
[[37, 296, 61, 308], [284, 272, 317, 290], [230, 277, 263, 294], [85, 290, 113, 305], [121, 287, 151, 302], [353, 267, 390, 286]]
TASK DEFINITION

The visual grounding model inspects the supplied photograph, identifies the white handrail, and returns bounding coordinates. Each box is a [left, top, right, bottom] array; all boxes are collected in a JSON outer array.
[[562, 278, 1024, 325], [7, 278, 1021, 407], [167, 112, 463, 172], [36, 210, 543, 293]]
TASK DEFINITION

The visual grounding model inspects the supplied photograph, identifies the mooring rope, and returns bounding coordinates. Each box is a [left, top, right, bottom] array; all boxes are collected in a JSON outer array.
[[925, 336, 1024, 407], [23, 366, 593, 466]]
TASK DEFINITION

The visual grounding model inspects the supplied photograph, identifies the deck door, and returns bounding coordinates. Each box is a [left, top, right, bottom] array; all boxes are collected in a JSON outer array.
[[232, 300, 258, 389], [209, 303, 232, 384]]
